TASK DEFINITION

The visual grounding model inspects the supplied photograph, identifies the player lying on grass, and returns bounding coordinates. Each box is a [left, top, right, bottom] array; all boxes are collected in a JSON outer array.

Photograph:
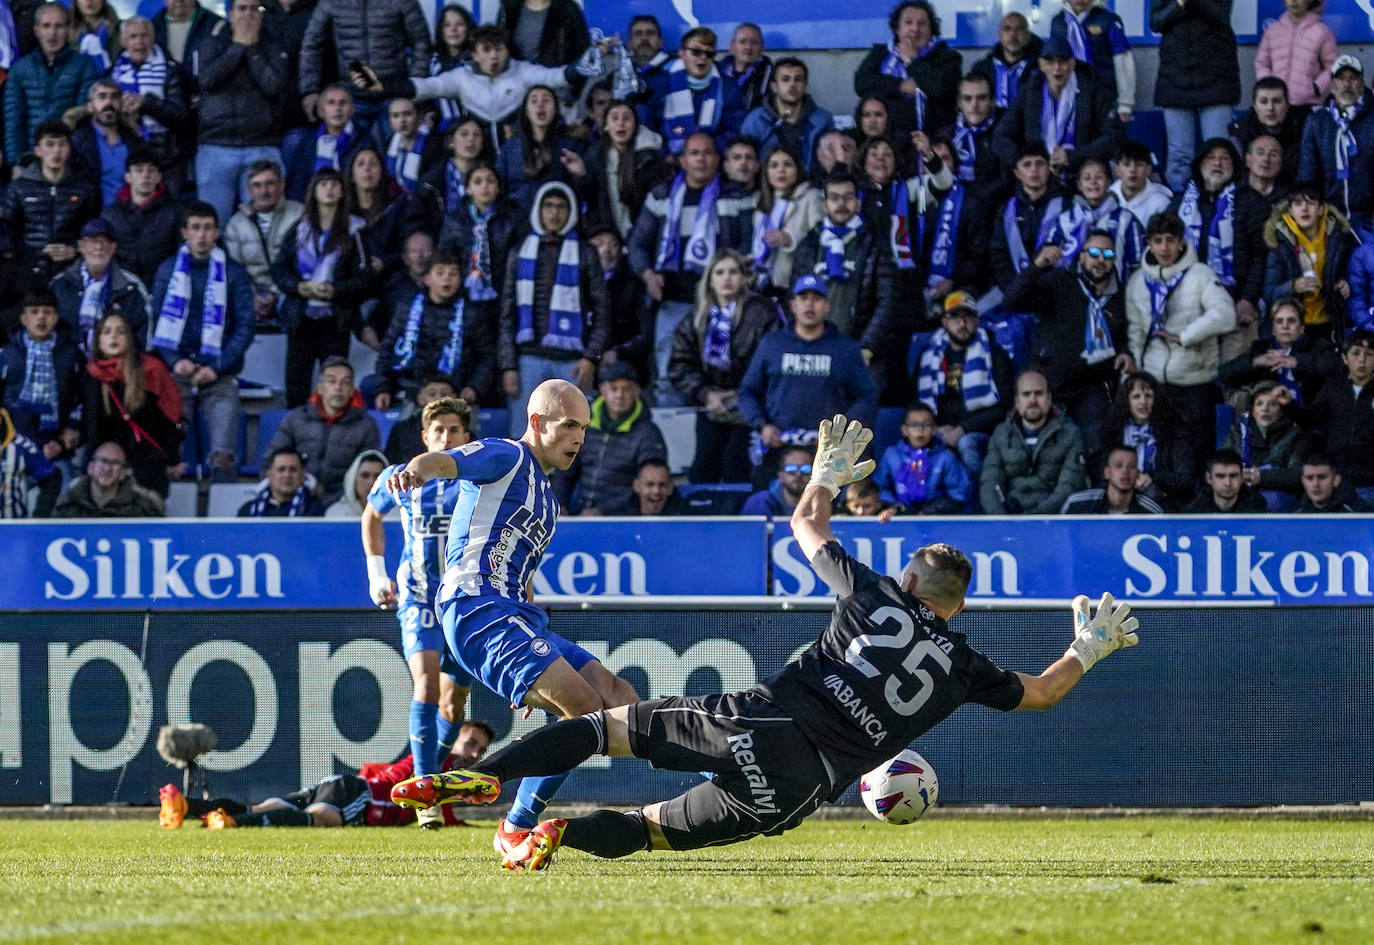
[[158, 721, 493, 829], [391, 415, 1142, 871]]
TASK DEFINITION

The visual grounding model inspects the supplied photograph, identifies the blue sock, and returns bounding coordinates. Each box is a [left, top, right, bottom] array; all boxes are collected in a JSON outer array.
[[505, 772, 571, 830], [436, 714, 462, 760], [409, 700, 439, 777]]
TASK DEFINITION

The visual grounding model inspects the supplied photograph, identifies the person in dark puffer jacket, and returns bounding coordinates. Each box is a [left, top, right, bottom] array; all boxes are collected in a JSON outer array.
[[100, 148, 185, 289], [2, 120, 100, 293], [3, 2, 99, 165], [298, 0, 431, 120]]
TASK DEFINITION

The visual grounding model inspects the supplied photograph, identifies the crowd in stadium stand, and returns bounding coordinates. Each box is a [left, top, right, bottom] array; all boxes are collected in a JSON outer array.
[[0, 0, 1372, 521]]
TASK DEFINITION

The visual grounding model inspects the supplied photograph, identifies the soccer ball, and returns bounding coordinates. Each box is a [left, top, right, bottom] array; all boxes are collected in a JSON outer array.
[[859, 749, 939, 824]]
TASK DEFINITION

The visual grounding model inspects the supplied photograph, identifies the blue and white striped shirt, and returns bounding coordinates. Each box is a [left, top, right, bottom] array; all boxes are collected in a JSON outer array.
[[367, 465, 459, 607]]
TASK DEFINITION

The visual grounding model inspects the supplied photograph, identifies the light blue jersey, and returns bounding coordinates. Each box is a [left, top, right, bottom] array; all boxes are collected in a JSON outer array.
[[367, 464, 458, 608], [436, 438, 559, 605]]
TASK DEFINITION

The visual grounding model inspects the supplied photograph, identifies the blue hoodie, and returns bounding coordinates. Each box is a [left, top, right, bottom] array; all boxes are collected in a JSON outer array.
[[737, 322, 879, 434], [873, 439, 971, 513]]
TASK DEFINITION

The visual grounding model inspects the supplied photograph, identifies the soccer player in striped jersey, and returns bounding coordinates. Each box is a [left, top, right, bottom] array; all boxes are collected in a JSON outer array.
[[363, 396, 476, 829], [385, 378, 639, 854]]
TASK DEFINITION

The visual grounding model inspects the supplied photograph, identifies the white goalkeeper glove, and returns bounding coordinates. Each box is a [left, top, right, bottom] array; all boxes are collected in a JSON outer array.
[[809, 414, 876, 498], [1065, 592, 1139, 672], [366, 555, 396, 609]]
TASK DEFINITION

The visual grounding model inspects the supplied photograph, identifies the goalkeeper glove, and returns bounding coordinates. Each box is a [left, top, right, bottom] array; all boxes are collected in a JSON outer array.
[[1065, 592, 1139, 672], [809, 414, 876, 498], [366, 555, 396, 608]]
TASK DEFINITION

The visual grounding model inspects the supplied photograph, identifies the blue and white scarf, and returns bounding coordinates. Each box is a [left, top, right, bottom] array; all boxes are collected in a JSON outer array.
[[515, 231, 585, 352], [889, 180, 916, 270], [1144, 267, 1187, 335], [152, 245, 226, 359], [928, 181, 964, 284], [464, 202, 498, 301], [1078, 274, 1116, 365], [654, 172, 720, 273], [1003, 194, 1063, 273], [951, 113, 994, 183], [1275, 342, 1301, 402], [662, 59, 723, 155], [248, 483, 311, 517], [444, 161, 466, 209], [0, 1, 17, 71], [992, 58, 1028, 109], [78, 262, 110, 348], [78, 23, 111, 73], [820, 216, 862, 281], [429, 53, 462, 130], [702, 301, 735, 371], [386, 129, 428, 192], [19, 336, 58, 429], [112, 47, 169, 138], [1063, 11, 1091, 62], [314, 121, 355, 172], [917, 326, 1001, 412], [1041, 73, 1078, 151], [1178, 181, 1235, 286], [1123, 422, 1157, 473], [1238, 414, 1254, 466], [752, 197, 789, 287], [294, 221, 342, 320], [880, 40, 936, 81], [1328, 97, 1366, 182], [393, 292, 467, 373]]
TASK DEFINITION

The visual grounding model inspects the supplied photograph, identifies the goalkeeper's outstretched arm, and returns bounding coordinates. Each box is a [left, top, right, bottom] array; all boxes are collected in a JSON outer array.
[[792, 414, 877, 562], [1016, 593, 1140, 711]]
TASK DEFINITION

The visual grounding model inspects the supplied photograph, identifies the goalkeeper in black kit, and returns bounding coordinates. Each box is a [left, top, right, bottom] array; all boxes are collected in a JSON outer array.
[[390, 415, 1142, 872]]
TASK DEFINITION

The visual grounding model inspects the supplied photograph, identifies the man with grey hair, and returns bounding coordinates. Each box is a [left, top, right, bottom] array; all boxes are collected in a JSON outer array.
[[4, 1, 99, 168], [110, 15, 190, 191], [223, 159, 303, 324]]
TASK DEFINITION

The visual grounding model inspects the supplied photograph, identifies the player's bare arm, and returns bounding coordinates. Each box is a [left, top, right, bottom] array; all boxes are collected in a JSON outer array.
[[361, 505, 396, 609], [1017, 594, 1139, 711], [386, 451, 459, 494]]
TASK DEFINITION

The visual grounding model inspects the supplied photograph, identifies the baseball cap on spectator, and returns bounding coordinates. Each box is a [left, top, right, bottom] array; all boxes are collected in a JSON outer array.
[[1040, 35, 1073, 60], [80, 218, 116, 240], [597, 361, 639, 385], [942, 291, 979, 317], [792, 273, 828, 297], [1331, 54, 1363, 77]]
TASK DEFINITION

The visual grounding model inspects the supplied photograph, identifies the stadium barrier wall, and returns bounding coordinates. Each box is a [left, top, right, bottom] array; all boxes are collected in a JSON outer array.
[[3, 604, 1371, 809]]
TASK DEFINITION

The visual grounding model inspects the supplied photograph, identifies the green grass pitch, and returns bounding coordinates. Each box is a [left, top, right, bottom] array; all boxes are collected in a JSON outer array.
[[2, 817, 1373, 945]]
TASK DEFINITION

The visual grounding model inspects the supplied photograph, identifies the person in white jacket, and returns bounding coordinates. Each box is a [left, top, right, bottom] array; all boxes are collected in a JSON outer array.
[[1126, 209, 1235, 474]]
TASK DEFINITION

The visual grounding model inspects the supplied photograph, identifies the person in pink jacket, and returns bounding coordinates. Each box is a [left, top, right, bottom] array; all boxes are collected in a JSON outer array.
[[1255, 0, 1339, 109]]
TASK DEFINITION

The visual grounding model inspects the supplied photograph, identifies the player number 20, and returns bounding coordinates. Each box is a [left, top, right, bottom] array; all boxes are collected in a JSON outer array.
[[843, 606, 953, 716]]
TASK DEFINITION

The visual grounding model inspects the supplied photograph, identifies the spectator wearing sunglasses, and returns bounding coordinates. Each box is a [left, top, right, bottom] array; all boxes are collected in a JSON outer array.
[[1003, 228, 1133, 460], [741, 444, 814, 516]]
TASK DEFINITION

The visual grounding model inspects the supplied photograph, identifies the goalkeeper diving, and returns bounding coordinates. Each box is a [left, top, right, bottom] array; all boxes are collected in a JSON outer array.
[[390, 414, 1141, 871]]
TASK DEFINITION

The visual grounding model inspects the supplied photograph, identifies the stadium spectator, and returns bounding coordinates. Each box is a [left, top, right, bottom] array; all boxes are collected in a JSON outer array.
[[811, 129, 856, 184], [626, 14, 671, 125], [373, 97, 440, 194], [740, 57, 834, 174], [55, 439, 164, 517], [1101, 371, 1192, 508], [737, 274, 879, 486], [498, 182, 609, 431], [554, 361, 666, 515], [1222, 379, 1308, 511], [109, 16, 190, 192], [648, 26, 746, 157], [100, 147, 184, 289], [1059, 445, 1165, 514], [346, 146, 413, 273], [873, 401, 970, 513], [1167, 138, 1264, 361], [741, 443, 812, 516], [849, 97, 914, 175], [236, 445, 324, 516], [299, 0, 430, 126], [1125, 210, 1236, 473], [436, 165, 523, 315], [668, 248, 779, 484], [936, 73, 1000, 207], [4, 2, 99, 168], [584, 101, 666, 240], [1348, 232, 1374, 336], [71, 0, 120, 73], [718, 23, 771, 115], [80, 311, 184, 495], [265, 356, 380, 503], [841, 477, 896, 520], [429, 4, 475, 83], [1044, 157, 1145, 279], [1263, 185, 1356, 345], [791, 169, 896, 378], [970, 11, 1041, 112], [1254, 0, 1337, 111], [283, 83, 363, 203], [750, 147, 821, 298], [66, 79, 142, 209], [1048, 0, 1136, 123], [1182, 448, 1267, 513], [912, 291, 1013, 483], [1004, 230, 1131, 460], [1294, 453, 1369, 512], [587, 227, 645, 372], [261, 0, 318, 132], [992, 35, 1123, 178], [495, 84, 590, 213], [1298, 55, 1374, 227], [149, 202, 256, 482], [1229, 77, 1303, 187], [1218, 296, 1337, 406], [601, 457, 689, 516], [1238, 134, 1287, 211], [271, 168, 370, 407], [920, 137, 987, 299], [3, 120, 99, 293], [0, 405, 60, 517], [722, 138, 760, 196], [853, 1, 961, 138], [0, 291, 82, 455], [979, 368, 1087, 515], [423, 116, 491, 220], [374, 250, 495, 409], [1150, 0, 1240, 192], [497, 0, 587, 68], [49, 217, 150, 352], [1305, 330, 1374, 504], [194, 0, 287, 225], [989, 142, 1063, 292], [382, 375, 456, 462], [223, 159, 304, 326], [152, 0, 221, 79], [325, 447, 387, 517], [1108, 140, 1172, 228]]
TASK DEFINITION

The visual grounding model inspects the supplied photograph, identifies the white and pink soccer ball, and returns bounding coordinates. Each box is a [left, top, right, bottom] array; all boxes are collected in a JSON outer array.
[[859, 749, 939, 825]]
